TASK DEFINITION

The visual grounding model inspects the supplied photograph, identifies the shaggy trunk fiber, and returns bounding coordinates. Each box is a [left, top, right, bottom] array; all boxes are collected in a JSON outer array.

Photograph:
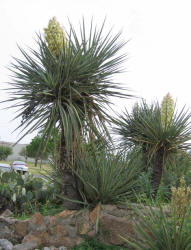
[[151, 148, 165, 196], [59, 131, 82, 210]]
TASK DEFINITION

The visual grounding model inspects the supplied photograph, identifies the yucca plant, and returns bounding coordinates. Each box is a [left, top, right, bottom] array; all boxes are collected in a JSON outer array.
[[5, 17, 130, 209], [122, 203, 191, 250], [73, 148, 142, 206], [114, 100, 191, 194]]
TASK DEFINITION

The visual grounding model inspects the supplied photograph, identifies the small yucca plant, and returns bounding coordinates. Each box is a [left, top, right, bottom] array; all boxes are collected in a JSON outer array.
[[121, 202, 191, 250]]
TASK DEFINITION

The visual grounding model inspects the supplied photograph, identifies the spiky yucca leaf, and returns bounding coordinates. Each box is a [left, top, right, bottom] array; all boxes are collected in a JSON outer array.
[[114, 100, 191, 191], [5, 18, 131, 154], [74, 149, 142, 205], [115, 100, 191, 160], [121, 203, 191, 250]]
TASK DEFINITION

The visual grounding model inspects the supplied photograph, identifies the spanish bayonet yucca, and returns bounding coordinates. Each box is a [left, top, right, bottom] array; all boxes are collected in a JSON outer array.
[[6, 17, 130, 209], [115, 100, 191, 194]]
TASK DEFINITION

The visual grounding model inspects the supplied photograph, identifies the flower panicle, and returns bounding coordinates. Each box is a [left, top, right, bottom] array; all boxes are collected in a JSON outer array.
[[161, 93, 174, 129], [44, 17, 67, 56]]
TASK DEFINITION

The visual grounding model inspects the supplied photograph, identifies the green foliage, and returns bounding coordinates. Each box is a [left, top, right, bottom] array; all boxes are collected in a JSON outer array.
[[19, 147, 27, 160], [115, 100, 191, 161], [156, 152, 191, 201], [74, 149, 143, 206], [26, 135, 49, 160], [6, 18, 130, 157], [115, 100, 191, 192], [0, 171, 57, 214], [122, 204, 191, 250], [0, 146, 12, 160], [71, 236, 127, 250]]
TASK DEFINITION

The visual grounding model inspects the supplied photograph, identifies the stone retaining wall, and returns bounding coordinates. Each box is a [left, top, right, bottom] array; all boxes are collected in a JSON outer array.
[[0, 204, 150, 249]]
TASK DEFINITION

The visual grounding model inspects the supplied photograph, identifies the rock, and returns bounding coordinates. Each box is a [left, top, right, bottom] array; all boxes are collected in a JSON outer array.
[[56, 210, 76, 218], [78, 222, 90, 234], [89, 204, 100, 224], [13, 239, 40, 250], [28, 213, 46, 232], [43, 247, 57, 250], [0, 239, 13, 250], [0, 209, 13, 218], [0, 219, 20, 244], [29, 213, 43, 227], [22, 234, 42, 246], [99, 213, 136, 246], [15, 220, 29, 237], [0, 202, 163, 249]]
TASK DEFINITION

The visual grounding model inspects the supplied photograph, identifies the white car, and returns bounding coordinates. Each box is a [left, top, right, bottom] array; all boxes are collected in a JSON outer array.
[[11, 161, 28, 174], [0, 163, 11, 172]]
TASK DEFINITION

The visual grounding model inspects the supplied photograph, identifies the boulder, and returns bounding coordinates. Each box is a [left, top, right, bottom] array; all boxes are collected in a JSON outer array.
[[0, 239, 13, 250], [0, 210, 13, 218]]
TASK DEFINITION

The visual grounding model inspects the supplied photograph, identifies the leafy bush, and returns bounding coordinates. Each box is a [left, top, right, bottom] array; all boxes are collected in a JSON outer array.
[[74, 149, 143, 206], [0, 171, 56, 214], [122, 203, 191, 250], [162, 153, 191, 190], [136, 152, 191, 204], [0, 146, 12, 160]]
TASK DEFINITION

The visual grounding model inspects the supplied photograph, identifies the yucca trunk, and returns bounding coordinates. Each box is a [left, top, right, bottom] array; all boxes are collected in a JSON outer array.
[[59, 130, 82, 210], [142, 144, 150, 172], [151, 148, 165, 195]]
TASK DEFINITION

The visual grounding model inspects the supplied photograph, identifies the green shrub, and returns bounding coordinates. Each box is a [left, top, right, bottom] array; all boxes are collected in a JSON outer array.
[[122, 203, 191, 250], [74, 149, 143, 206], [136, 152, 191, 204], [0, 146, 12, 160], [0, 171, 56, 214], [162, 153, 191, 189]]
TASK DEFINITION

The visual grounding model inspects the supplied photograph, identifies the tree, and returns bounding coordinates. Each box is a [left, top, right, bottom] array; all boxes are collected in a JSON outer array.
[[6, 17, 130, 209], [26, 132, 57, 166], [115, 97, 191, 194], [26, 136, 46, 166], [19, 147, 28, 161], [0, 146, 13, 160]]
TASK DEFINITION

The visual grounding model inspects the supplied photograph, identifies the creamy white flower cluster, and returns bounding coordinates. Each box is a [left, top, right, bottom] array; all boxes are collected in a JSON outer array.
[[44, 17, 66, 56], [161, 93, 174, 129]]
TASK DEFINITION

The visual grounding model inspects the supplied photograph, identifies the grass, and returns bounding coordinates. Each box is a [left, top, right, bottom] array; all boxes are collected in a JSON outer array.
[[71, 236, 128, 250], [14, 202, 66, 220]]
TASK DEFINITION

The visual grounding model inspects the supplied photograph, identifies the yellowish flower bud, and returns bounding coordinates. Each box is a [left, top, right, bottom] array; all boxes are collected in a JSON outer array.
[[44, 17, 67, 56], [171, 177, 191, 217], [161, 93, 174, 129]]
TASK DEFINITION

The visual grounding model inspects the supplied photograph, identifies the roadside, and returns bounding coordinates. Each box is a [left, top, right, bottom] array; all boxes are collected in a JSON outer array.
[[0, 160, 51, 176]]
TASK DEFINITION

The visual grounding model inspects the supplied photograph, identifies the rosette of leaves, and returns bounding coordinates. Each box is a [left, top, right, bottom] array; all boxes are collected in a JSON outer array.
[[114, 100, 191, 194], [121, 203, 191, 250], [5, 17, 130, 209]]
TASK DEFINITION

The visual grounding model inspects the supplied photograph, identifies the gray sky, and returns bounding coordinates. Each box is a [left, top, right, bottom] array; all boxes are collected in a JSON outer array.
[[0, 0, 191, 143]]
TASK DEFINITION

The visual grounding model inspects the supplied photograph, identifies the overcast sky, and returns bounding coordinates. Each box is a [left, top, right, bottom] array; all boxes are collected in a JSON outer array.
[[0, 0, 191, 143]]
